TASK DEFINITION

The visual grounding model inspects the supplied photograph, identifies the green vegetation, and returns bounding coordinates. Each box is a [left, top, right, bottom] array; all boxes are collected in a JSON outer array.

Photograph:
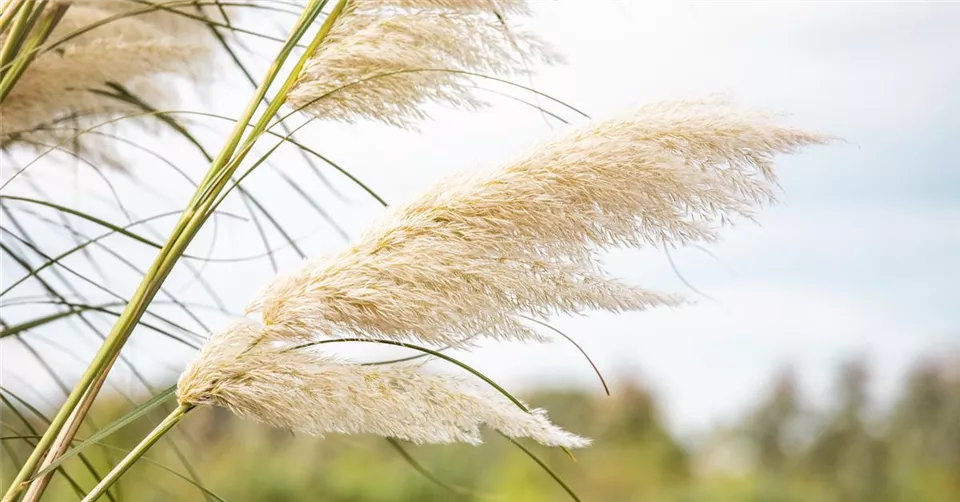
[[4, 357, 957, 501]]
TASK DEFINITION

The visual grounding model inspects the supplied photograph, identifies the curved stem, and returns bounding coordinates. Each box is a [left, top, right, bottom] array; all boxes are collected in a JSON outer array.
[[81, 405, 193, 502]]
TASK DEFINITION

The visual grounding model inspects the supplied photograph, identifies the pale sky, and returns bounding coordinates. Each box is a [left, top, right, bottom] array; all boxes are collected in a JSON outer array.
[[2, 0, 958, 435]]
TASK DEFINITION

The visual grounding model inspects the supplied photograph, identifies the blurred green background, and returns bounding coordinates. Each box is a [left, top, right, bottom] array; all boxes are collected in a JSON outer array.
[[3, 356, 958, 501]]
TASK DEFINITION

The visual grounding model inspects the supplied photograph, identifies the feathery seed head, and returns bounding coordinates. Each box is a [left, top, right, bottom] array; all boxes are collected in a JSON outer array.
[[246, 100, 828, 347], [286, 0, 558, 127], [178, 98, 826, 449], [369, 0, 532, 14], [70, 0, 227, 38], [0, 2, 217, 155], [177, 318, 588, 447]]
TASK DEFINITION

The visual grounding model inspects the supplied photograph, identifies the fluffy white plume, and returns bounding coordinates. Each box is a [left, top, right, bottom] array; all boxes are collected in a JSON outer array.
[[177, 319, 588, 448], [178, 99, 825, 449], [246, 100, 828, 346], [371, 0, 531, 14], [0, 1, 217, 153], [287, 0, 557, 127]]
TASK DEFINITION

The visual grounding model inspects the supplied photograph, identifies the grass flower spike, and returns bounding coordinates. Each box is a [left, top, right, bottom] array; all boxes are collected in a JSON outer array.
[[176, 99, 826, 449], [0, 1, 214, 153], [246, 99, 828, 347], [177, 319, 589, 447], [287, 0, 558, 127]]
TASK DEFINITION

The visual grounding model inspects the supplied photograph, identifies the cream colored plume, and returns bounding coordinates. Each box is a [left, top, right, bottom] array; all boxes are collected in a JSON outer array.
[[0, 1, 216, 152], [178, 98, 825, 448], [177, 319, 589, 448], [287, 0, 558, 127], [372, 0, 531, 14], [246, 100, 827, 346], [69, 0, 226, 38]]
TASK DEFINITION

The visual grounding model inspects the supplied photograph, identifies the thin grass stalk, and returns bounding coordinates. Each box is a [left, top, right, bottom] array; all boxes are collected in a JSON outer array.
[[195, 0, 349, 207], [79, 404, 194, 502], [0, 1, 69, 101], [0, 0, 51, 68], [0, 0, 37, 76], [26, 386, 177, 481], [2, 2, 346, 500], [504, 435, 582, 502], [19, 371, 103, 501], [0, 0, 29, 37]]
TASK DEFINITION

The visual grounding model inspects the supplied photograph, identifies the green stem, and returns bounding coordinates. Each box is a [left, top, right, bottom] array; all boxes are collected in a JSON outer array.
[[0, 0, 68, 102], [1, 2, 342, 500], [195, 0, 347, 207], [0, 0, 29, 37], [0, 0, 36, 81], [80, 405, 193, 502]]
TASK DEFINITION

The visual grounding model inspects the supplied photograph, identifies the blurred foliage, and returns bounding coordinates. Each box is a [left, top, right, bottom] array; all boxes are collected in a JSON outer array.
[[2, 356, 958, 501]]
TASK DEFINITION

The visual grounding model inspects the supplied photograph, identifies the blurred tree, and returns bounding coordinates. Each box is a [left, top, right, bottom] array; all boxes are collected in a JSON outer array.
[[748, 368, 801, 472], [803, 359, 890, 502], [740, 367, 803, 501], [888, 356, 960, 501]]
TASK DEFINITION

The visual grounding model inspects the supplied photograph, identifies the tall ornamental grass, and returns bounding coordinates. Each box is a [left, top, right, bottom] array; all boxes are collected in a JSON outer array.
[[0, 1, 826, 501]]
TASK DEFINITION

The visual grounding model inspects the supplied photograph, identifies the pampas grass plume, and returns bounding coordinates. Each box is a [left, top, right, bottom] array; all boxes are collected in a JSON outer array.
[[287, 0, 557, 127], [177, 99, 826, 447], [248, 99, 828, 346], [0, 1, 215, 151], [177, 319, 589, 448]]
